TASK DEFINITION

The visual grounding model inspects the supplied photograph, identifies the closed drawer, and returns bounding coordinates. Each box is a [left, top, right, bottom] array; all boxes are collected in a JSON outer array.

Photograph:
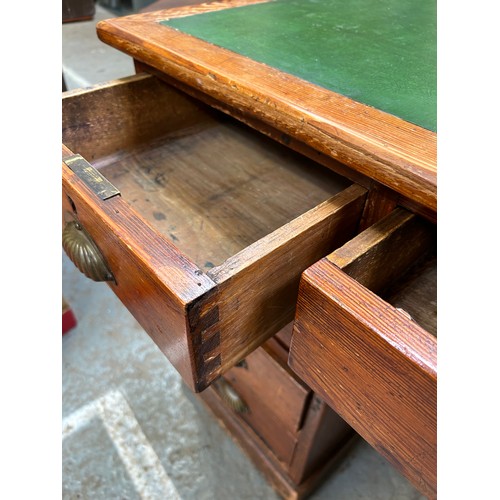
[[213, 338, 310, 466], [289, 208, 437, 499], [62, 73, 367, 392]]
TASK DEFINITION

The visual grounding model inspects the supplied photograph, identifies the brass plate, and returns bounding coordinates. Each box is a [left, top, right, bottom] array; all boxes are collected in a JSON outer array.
[[64, 154, 120, 200]]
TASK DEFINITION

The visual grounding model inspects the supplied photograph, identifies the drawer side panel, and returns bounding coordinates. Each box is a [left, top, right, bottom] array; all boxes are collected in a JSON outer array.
[[63, 159, 216, 391], [289, 260, 437, 498], [209, 184, 367, 379]]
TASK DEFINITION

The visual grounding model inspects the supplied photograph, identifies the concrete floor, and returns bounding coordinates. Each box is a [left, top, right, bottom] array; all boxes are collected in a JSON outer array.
[[62, 4, 427, 499]]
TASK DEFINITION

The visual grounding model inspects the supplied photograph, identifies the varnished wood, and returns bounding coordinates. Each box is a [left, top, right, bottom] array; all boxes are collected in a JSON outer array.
[[289, 214, 437, 497], [134, 61, 373, 190], [64, 73, 352, 269], [97, 113, 352, 270], [274, 322, 293, 352], [63, 3, 439, 495], [358, 182, 399, 231], [208, 184, 367, 376], [62, 74, 366, 392], [227, 345, 310, 435], [62, 157, 215, 390], [288, 394, 354, 485], [136, 60, 437, 225], [386, 254, 437, 337], [62, 73, 213, 164], [197, 338, 358, 500], [199, 383, 302, 500], [96, 1, 437, 213], [221, 346, 310, 465], [326, 207, 435, 295]]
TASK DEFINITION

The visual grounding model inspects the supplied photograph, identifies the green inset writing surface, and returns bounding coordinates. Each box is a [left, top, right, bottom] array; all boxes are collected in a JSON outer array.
[[161, 0, 436, 131]]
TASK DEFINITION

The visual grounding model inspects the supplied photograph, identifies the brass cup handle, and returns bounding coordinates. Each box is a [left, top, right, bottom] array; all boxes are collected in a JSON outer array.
[[214, 379, 248, 413], [62, 220, 115, 282]]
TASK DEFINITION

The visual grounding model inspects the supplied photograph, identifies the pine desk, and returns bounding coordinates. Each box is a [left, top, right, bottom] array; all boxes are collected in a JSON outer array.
[[62, 0, 437, 497]]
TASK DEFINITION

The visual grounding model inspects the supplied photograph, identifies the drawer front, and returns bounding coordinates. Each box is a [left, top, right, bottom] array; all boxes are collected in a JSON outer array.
[[289, 208, 437, 499], [62, 152, 216, 389], [62, 73, 367, 392], [214, 345, 310, 465]]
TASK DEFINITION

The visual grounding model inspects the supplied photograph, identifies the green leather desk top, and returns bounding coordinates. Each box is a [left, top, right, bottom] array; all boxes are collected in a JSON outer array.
[[161, 0, 436, 132]]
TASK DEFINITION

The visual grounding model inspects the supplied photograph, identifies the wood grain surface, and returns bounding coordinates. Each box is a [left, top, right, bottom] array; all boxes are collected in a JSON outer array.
[[221, 346, 310, 465], [326, 207, 435, 295], [199, 384, 301, 499], [63, 11, 439, 496], [62, 154, 215, 391], [386, 254, 437, 337], [63, 74, 366, 391], [198, 337, 357, 500], [63, 73, 213, 163], [99, 109, 351, 270], [289, 210, 437, 497], [208, 184, 367, 379], [162, 0, 436, 131], [95, 0, 437, 213], [288, 393, 354, 485]]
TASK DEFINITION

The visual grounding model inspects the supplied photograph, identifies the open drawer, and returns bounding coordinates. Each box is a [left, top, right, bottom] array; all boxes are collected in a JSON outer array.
[[62, 73, 367, 392], [288, 208, 437, 498]]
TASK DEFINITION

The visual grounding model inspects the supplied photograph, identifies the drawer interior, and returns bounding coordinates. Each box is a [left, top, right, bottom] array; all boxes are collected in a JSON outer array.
[[289, 207, 437, 497], [63, 73, 351, 271], [326, 207, 437, 338], [62, 73, 367, 391], [384, 253, 437, 337]]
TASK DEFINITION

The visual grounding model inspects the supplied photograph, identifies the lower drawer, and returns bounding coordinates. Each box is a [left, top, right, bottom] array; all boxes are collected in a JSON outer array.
[[213, 341, 310, 465], [289, 207, 437, 499], [62, 73, 366, 392]]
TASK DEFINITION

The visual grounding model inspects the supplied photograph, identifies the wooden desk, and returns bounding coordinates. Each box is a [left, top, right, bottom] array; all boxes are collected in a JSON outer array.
[[62, 0, 436, 497]]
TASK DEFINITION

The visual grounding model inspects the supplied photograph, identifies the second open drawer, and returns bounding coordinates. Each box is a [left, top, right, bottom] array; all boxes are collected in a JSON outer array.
[[288, 207, 437, 498], [62, 73, 367, 392]]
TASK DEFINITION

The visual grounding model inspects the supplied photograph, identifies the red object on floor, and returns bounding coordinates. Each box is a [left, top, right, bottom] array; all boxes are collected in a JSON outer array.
[[62, 297, 77, 335]]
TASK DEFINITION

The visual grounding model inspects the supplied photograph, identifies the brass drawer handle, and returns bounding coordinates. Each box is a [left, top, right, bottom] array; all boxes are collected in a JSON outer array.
[[214, 379, 248, 414], [63, 220, 115, 282]]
